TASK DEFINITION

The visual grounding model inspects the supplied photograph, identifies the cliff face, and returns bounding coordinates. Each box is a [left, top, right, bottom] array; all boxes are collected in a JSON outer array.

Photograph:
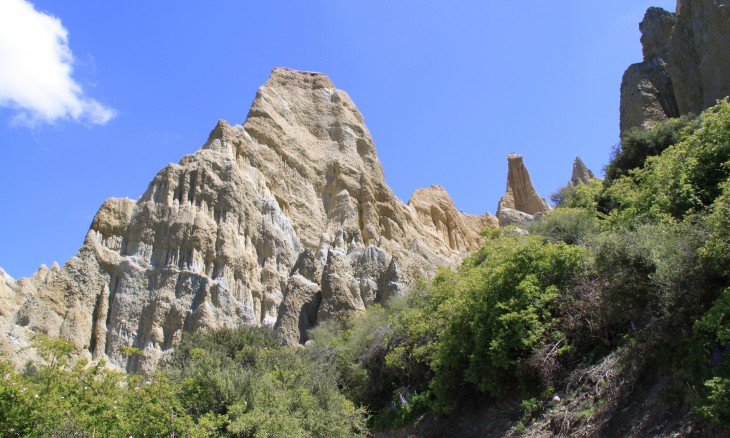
[[620, 0, 730, 137], [0, 69, 495, 372]]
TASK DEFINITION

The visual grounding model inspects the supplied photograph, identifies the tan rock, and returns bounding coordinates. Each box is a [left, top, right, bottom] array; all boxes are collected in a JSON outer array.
[[407, 185, 496, 253], [496, 154, 550, 226], [274, 274, 320, 345], [0, 68, 477, 372], [569, 157, 595, 187]]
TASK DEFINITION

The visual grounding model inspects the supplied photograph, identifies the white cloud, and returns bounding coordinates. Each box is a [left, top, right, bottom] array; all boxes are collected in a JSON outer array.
[[0, 0, 115, 126]]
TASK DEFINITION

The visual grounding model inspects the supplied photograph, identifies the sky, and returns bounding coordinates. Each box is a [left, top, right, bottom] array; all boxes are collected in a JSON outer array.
[[0, 0, 677, 279]]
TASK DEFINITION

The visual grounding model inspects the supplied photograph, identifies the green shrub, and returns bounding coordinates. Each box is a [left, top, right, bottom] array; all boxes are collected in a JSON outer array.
[[552, 178, 604, 211], [372, 390, 431, 430], [170, 326, 368, 437], [392, 235, 587, 411], [701, 180, 730, 277], [694, 377, 730, 425], [529, 208, 601, 246], [307, 305, 394, 408], [604, 99, 730, 224], [605, 114, 698, 183]]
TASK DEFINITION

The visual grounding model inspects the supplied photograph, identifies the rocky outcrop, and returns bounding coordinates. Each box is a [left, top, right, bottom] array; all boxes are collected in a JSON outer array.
[[620, 1, 730, 137], [0, 68, 484, 371], [408, 185, 497, 253], [496, 154, 550, 227], [668, 0, 730, 115], [620, 7, 680, 134], [569, 156, 595, 187]]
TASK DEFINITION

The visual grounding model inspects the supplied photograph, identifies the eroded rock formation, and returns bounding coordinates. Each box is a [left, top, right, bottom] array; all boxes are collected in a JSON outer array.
[[496, 154, 550, 227], [569, 156, 595, 187], [620, 0, 730, 137], [408, 185, 497, 252], [0, 69, 493, 371]]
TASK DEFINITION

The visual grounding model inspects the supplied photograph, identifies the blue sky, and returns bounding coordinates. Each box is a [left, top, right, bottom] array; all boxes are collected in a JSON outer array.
[[0, 0, 677, 278]]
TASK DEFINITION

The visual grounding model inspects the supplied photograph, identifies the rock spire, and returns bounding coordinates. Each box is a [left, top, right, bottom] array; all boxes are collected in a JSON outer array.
[[569, 156, 595, 187], [496, 154, 550, 227]]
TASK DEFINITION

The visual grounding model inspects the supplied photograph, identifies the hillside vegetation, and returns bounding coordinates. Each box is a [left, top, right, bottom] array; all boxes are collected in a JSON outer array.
[[3, 100, 730, 436]]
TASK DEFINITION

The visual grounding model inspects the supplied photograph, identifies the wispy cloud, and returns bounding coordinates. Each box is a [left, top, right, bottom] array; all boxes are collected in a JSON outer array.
[[0, 0, 115, 126]]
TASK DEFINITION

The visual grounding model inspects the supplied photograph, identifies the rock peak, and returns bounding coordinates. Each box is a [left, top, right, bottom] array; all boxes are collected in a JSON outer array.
[[408, 185, 496, 252], [640, 7, 676, 61], [0, 68, 484, 371], [264, 67, 336, 91], [496, 154, 550, 226], [569, 156, 595, 186]]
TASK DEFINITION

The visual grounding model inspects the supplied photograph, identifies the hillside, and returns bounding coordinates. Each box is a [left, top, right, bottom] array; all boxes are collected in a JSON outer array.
[[1, 1, 730, 436]]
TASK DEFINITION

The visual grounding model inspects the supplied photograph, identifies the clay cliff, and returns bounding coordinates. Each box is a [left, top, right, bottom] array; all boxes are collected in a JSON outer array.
[[620, 0, 730, 136], [0, 69, 496, 372]]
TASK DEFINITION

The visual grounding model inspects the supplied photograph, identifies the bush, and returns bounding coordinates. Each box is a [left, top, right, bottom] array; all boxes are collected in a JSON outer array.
[[307, 305, 394, 409], [604, 99, 730, 223], [389, 235, 587, 411], [529, 208, 601, 246], [170, 326, 369, 437], [552, 179, 604, 212], [594, 221, 711, 332], [694, 377, 730, 425], [605, 114, 698, 183]]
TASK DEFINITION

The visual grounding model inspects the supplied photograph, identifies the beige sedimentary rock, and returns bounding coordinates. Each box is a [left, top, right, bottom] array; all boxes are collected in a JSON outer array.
[[0, 68, 479, 370], [407, 185, 496, 253], [496, 154, 550, 226], [569, 157, 595, 187]]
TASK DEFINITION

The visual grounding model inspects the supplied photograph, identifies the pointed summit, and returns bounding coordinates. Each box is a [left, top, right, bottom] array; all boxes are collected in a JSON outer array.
[[496, 154, 550, 227], [0, 68, 483, 370], [569, 156, 595, 186]]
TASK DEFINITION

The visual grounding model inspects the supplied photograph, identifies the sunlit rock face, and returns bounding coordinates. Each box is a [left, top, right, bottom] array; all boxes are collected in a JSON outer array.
[[408, 185, 497, 253], [620, 0, 730, 137], [0, 68, 490, 372], [496, 154, 551, 227]]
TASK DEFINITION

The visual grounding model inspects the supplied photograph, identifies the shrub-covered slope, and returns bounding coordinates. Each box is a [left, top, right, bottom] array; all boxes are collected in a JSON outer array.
[[3, 101, 730, 437]]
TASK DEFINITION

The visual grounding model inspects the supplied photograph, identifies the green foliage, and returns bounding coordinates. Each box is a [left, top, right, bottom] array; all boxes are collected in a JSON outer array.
[[119, 345, 143, 357], [701, 180, 730, 277], [388, 235, 587, 411], [694, 378, 730, 425], [592, 222, 706, 327], [171, 326, 368, 437], [308, 305, 394, 408], [0, 328, 366, 437], [551, 178, 604, 211], [372, 390, 431, 430], [224, 347, 368, 438], [605, 114, 698, 183], [695, 288, 730, 347], [0, 334, 215, 437], [604, 99, 730, 224], [529, 207, 601, 246]]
